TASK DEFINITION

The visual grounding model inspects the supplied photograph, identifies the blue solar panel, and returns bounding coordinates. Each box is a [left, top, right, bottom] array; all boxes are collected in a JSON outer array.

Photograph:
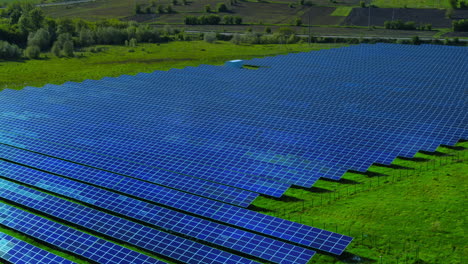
[[0, 44, 465, 184], [0, 159, 350, 255], [1, 44, 465, 262], [0, 178, 288, 264], [0, 144, 258, 207], [0, 204, 164, 264], [0, 233, 76, 264]]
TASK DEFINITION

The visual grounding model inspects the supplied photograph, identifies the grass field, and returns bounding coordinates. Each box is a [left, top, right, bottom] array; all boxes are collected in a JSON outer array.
[[253, 142, 467, 263], [372, 0, 451, 8], [0, 41, 347, 90], [331, 6, 353, 17]]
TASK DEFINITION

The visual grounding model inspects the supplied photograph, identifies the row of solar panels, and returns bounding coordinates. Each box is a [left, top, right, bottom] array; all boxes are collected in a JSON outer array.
[[1, 43, 466, 263], [0, 151, 351, 264], [0, 44, 465, 194]]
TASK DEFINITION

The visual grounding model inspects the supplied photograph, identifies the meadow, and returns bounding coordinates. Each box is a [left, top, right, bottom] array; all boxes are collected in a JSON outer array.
[[0, 41, 347, 90]]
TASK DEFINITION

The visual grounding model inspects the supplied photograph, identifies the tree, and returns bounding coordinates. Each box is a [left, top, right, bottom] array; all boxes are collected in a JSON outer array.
[[449, 0, 458, 8], [0, 41, 22, 59], [205, 4, 211, 13], [223, 15, 234, 24], [62, 40, 74, 57], [167, 5, 173, 13], [78, 28, 95, 47], [18, 13, 34, 33], [27, 28, 50, 51], [135, 4, 143, 14], [157, 5, 165, 13], [234, 16, 242, 25], [265, 27, 271, 33], [129, 37, 137, 47], [217, 3, 228, 12], [145, 6, 152, 14], [29, 8, 44, 30], [295, 17, 302, 26], [230, 33, 241, 44], [51, 41, 61, 57], [24, 45, 40, 59], [56, 18, 74, 35], [204, 32, 217, 43], [172, 0, 178, 5]]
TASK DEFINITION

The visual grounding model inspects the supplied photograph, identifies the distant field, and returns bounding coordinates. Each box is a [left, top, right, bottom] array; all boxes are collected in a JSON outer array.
[[253, 142, 467, 263], [372, 0, 451, 8], [0, 41, 347, 90], [331, 6, 353, 16]]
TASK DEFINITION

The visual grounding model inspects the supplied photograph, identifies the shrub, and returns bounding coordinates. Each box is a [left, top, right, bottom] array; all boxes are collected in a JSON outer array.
[[295, 17, 302, 26], [27, 28, 50, 51], [204, 32, 217, 43], [129, 37, 137, 47], [0, 41, 22, 59], [217, 3, 228, 12], [384, 20, 417, 30], [51, 41, 61, 57], [453, 19, 468, 31], [230, 33, 241, 45], [360, 0, 366, 7], [62, 40, 74, 57], [265, 27, 271, 34], [205, 4, 211, 13], [449, 0, 457, 8], [234, 16, 242, 25], [24, 45, 40, 59], [411, 35, 420, 45]]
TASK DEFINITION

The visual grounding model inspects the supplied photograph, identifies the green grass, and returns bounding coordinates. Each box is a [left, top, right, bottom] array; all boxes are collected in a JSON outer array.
[[0, 41, 347, 90], [372, 0, 451, 8], [252, 142, 467, 263], [330, 7, 353, 17]]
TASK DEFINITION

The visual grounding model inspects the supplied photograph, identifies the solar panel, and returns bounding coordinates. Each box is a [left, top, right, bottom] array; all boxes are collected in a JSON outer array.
[[0, 144, 258, 207], [1, 43, 466, 262], [0, 233, 76, 264], [0, 44, 465, 184], [0, 178, 291, 264], [0, 204, 164, 264], [0, 159, 350, 255]]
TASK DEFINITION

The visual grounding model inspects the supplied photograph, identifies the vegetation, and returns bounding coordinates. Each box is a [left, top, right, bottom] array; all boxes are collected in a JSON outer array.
[[453, 19, 468, 31], [372, 0, 451, 8], [0, 41, 347, 90], [253, 142, 467, 263], [384, 20, 432, 31], [330, 7, 353, 17]]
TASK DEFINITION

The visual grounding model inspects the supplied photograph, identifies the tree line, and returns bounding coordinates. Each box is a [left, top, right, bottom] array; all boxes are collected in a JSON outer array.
[[0, 3, 175, 59]]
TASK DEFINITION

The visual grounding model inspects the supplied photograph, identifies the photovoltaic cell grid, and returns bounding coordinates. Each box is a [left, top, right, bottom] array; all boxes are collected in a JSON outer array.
[[0, 203, 164, 264], [0, 158, 350, 256], [0, 178, 298, 264], [0, 233, 76, 264], [0, 43, 465, 262], [0, 44, 466, 187]]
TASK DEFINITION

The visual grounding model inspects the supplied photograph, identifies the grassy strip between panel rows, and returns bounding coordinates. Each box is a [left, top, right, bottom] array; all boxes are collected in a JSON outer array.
[[0, 41, 348, 91], [252, 141, 467, 264]]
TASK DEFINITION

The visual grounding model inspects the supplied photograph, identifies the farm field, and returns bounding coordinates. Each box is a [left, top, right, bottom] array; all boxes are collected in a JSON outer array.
[[0, 41, 347, 90], [36, 0, 468, 38]]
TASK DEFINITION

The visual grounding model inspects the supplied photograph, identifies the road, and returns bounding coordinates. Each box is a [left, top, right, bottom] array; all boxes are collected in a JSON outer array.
[[36, 0, 95, 7], [184, 30, 468, 43]]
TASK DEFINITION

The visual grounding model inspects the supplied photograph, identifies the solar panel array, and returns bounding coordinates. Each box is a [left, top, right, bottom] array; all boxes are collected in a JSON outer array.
[[0, 233, 76, 264], [0, 43, 466, 262]]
